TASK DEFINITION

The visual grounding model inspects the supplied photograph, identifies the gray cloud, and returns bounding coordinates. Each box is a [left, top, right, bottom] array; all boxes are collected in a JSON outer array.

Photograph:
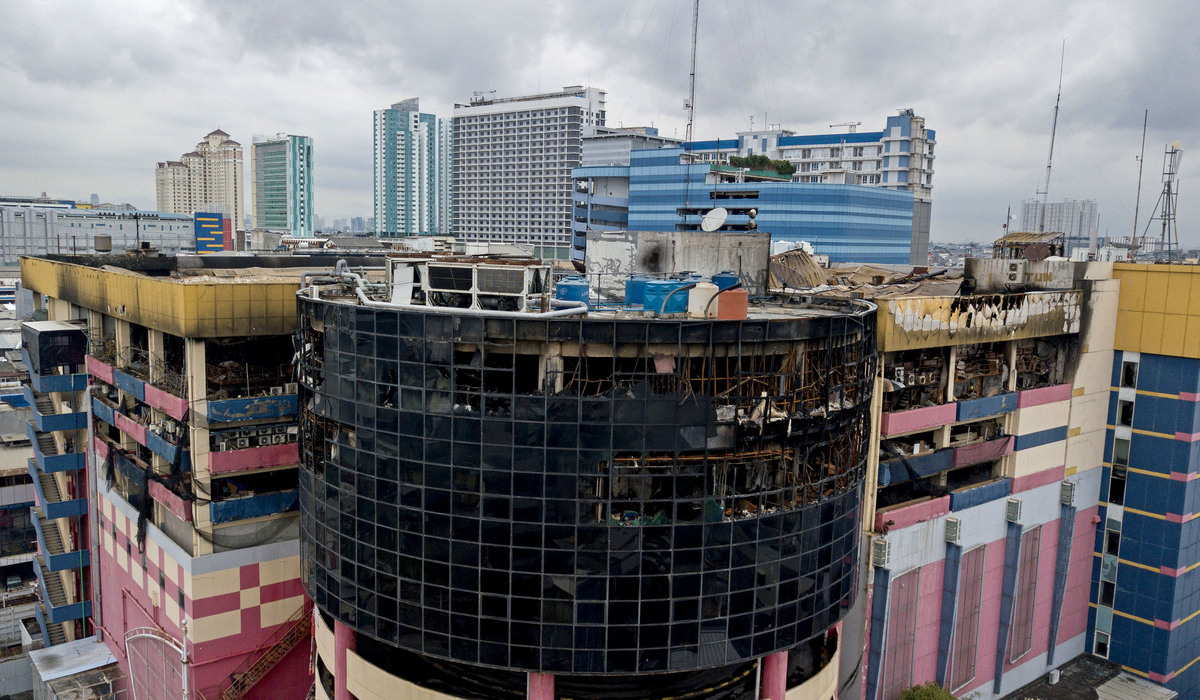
[[1, 0, 1196, 246]]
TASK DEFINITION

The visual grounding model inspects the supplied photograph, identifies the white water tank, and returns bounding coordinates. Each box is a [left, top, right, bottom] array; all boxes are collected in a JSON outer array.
[[687, 282, 718, 318]]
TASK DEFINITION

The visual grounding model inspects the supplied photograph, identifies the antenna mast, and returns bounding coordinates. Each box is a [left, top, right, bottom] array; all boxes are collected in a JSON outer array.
[[1037, 42, 1065, 232], [681, 0, 700, 226], [1130, 110, 1148, 258], [684, 0, 699, 145]]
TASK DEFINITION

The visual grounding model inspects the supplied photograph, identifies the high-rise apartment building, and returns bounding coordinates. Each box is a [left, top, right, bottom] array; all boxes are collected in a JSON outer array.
[[452, 85, 606, 258], [685, 111, 936, 265], [1020, 198, 1099, 256], [155, 129, 244, 228], [374, 98, 451, 237], [251, 134, 315, 237]]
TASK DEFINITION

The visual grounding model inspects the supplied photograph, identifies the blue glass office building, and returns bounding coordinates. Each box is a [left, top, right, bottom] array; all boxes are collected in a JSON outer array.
[[573, 147, 915, 265]]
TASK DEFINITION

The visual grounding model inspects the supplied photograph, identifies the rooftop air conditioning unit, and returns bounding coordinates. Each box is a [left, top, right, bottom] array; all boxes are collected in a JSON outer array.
[[269, 386, 284, 396], [422, 261, 551, 312], [257, 435, 272, 447], [1005, 498, 1022, 523], [871, 538, 890, 569], [285, 382, 298, 394], [1060, 481, 1076, 506], [271, 434, 285, 445], [945, 517, 962, 544], [235, 438, 250, 449]]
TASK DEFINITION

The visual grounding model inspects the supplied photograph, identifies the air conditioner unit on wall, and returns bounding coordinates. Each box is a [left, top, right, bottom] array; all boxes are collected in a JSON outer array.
[[1060, 481, 1075, 506], [945, 517, 962, 544], [1006, 498, 1022, 523], [871, 538, 890, 569]]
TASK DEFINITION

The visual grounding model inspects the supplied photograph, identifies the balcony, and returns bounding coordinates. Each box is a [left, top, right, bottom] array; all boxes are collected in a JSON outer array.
[[210, 442, 299, 476], [92, 396, 190, 470], [25, 388, 86, 433], [877, 448, 954, 487], [87, 354, 189, 420], [28, 460, 86, 519], [32, 506, 89, 572], [34, 555, 90, 624], [955, 392, 1017, 422], [951, 435, 1014, 468], [209, 489, 298, 524], [949, 477, 1012, 511], [26, 422, 85, 473]]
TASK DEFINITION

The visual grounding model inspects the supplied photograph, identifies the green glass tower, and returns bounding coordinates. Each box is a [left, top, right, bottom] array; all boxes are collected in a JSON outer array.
[[250, 134, 313, 237], [373, 98, 451, 237]]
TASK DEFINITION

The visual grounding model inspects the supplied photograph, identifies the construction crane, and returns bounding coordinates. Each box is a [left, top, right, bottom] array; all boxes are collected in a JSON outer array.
[[830, 121, 861, 133], [1036, 43, 1065, 232]]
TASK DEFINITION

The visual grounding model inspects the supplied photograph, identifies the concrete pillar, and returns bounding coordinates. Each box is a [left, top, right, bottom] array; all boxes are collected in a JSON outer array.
[[760, 650, 787, 700], [527, 672, 554, 700], [333, 620, 356, 700], [184, 338, 213, 555]]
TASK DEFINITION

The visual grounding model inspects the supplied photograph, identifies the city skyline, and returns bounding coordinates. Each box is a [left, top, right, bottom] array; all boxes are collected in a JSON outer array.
[[1, 1, 1197, 246]]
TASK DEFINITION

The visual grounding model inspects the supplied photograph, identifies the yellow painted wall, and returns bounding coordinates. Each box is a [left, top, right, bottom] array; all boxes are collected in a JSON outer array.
[[20, 256, 299, 337], [1113, 263, 1200, 358]]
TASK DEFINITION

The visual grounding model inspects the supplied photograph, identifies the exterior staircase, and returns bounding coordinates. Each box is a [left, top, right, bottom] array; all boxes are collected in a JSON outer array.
[[36, 509, 67, 557], [37, 558, 68, 610], [37, 432, 61, 458], [37, 470, 64, 504], [33, 393, 55, 416], [37, 605, 67, 646], [216, 605, 312, 700]]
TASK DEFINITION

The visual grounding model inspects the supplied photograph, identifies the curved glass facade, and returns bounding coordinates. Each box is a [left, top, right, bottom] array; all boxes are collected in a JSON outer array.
[[298, 297, 876, 675]]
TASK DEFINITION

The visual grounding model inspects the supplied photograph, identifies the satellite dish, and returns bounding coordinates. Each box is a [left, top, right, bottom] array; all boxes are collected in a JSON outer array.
[[700, 207, 728, 232]]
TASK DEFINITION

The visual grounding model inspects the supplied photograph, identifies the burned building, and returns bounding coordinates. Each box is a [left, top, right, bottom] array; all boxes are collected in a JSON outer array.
[[298, 258, 877, 699]]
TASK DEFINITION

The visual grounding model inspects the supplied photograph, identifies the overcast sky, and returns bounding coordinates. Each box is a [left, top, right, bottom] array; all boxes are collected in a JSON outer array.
[[2, 0, 1197, 245]]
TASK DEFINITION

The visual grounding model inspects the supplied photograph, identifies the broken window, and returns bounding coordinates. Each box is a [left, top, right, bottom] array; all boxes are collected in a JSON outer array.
[[1116, 400, 1134, 427], [882, 349, 946, 412], [1015, 336, 1075, 390], [1120, 360, 1138, 389], [206, 336, 295, 400], [953, 342, 1007, 400]]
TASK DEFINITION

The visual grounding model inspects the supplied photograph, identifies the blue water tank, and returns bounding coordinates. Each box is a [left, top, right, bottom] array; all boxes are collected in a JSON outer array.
[[556, 275, 590, 307], [712, 270, 740, 290], [625, 275, 650, 306], [645, 280, 689, 314]]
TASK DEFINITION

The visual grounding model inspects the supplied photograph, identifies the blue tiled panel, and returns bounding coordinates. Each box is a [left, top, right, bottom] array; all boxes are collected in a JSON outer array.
[[1111, 351, 1125, 386], [1048, 504, 1076, 665], [113, 368, 145, 401], [207, 394, 298, 423], [949, 478, 1012, 511], [878, 449, 954, 486], [209, 489, 298, 523], [91, 397, 116, 426], [1137, 355, 1200, 396], [955, 393, 1017, 422], [864, 567, 892, 700], [993, 521, 1023, 694], [936, 542, 962, 686], [1013, 425, 1068, 451]]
